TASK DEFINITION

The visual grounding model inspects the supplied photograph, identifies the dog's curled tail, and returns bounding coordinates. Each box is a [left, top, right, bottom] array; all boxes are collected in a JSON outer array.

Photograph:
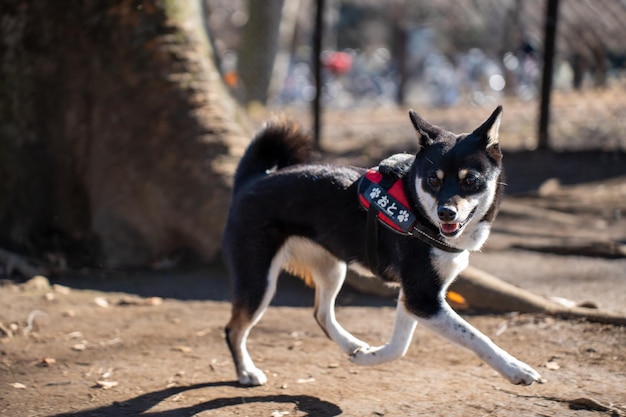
[[234, 118, 314, 192]]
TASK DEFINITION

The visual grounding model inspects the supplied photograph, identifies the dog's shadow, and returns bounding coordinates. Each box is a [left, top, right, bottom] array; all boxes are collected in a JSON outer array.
[[48, 381, 342, 417]]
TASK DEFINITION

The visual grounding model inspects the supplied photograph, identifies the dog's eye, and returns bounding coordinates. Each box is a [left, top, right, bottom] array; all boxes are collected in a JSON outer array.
[[463, 175, 478, 187], [427, 175, 441, 189]]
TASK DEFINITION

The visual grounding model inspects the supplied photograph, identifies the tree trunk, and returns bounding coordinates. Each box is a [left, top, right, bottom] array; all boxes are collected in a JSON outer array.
[[237, 0, 285, 104], [0, 0, 248, 266]]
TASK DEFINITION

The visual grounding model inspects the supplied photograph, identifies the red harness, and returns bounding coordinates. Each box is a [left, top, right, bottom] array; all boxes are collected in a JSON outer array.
[[358, 169, 416, 234], [358, 168, 463, 254]]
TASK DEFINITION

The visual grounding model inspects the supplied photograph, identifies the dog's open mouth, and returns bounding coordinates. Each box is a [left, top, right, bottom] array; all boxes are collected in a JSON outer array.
[[439, 208, 477, 238], [440, 222, 461, 236]]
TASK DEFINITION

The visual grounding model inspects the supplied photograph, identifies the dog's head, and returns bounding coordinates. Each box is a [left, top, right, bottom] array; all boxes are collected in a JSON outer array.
[[409, 106, 504, 250]]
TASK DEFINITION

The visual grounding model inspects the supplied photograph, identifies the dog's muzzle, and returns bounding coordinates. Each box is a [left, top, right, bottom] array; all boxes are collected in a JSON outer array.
[[438, 206, 476, 237]]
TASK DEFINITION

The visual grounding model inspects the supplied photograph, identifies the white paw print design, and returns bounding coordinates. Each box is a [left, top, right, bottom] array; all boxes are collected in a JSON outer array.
[[397, 210, 410, 222], [369, 187, 382, 199]]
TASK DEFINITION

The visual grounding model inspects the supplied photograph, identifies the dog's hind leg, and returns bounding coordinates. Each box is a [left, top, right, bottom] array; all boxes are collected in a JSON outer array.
[[225, 305, 268, 386], [311, 253, 370, 355], [281, 236, 368, 355], [225, 251, 283, 386]]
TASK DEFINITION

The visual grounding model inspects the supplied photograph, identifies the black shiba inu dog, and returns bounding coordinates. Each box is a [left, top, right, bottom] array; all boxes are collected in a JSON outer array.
[[222, 107, 542, 387]]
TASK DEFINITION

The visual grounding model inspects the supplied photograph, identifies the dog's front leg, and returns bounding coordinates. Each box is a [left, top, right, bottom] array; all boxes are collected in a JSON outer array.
[[420, 301, 543, 385], [350, 293, 417, 365]]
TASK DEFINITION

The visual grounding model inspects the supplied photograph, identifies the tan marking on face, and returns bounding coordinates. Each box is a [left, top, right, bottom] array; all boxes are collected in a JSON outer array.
[[458, 169, 469, 180], [456, 197, 473, 215], [436, 170, 444, 180]]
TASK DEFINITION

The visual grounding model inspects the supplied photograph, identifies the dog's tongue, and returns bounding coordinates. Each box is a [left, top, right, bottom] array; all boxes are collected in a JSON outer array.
[[441, 223, 460, 234]]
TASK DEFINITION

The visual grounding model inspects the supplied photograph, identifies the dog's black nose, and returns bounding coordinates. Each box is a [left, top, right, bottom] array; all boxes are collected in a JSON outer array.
[[437, 206, 457, 222]]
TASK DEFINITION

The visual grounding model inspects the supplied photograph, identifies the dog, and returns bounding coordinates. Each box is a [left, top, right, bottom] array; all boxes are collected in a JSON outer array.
[[222, 106, 542, 387]]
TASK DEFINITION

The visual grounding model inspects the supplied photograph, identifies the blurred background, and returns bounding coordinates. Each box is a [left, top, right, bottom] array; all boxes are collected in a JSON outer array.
[[0, 0, 625, 271], [208, 0, 626, 151]]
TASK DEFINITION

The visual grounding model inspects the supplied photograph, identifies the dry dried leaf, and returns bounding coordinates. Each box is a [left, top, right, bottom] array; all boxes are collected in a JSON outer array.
[[495, 321, 508, 337], [0, 323, 13, 338], [195, 328, 212, 337], [145, 297, 163, 306], [172, 345, 192, 353], [94, 297, 110, 308], [52, 284, 71, 295], [100, 337, 122, 347], [95, 380, 118, 390], [41, 357, 56, 366], [66, 331, 83, 339], [117, 296, 163, 307], [72, 343, 87, 351], [296, 377, 315, 384], [116, 297, 141, 306]]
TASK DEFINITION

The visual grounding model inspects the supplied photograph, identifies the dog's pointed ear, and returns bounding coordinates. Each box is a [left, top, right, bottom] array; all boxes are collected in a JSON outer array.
[[473, 106, 503, 161], [409, 109, 438, 151], [473, 105, 502, 149]]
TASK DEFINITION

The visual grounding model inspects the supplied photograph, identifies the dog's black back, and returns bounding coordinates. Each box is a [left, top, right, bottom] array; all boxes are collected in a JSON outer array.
[[224, 122, 372, 297]]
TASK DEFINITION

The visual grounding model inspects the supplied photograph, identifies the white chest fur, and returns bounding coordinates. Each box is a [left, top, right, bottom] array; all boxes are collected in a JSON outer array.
[[430, 249, 469, 289]]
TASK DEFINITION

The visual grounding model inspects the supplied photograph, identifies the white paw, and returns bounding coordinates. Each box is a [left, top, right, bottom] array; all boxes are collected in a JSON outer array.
[[344, 340, 370, 356], [504, 360, 544, 386], [238, 367, 267, 386], [349, 345, 383, 366]]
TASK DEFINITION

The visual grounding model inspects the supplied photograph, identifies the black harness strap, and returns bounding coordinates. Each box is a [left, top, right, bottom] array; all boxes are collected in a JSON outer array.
[[409, 222, 464, 253], [365, 174, 397, 275], [366, 204, 381, 274]]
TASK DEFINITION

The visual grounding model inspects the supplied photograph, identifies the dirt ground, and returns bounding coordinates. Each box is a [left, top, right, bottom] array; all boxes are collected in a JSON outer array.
[[2, 111, 626, 416], [1, 260, 626, 417]]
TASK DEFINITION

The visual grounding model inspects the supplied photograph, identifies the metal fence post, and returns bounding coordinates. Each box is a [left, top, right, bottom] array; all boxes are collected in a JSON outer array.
[[312, 0, 325, 149], [538, 0, 560, 150]]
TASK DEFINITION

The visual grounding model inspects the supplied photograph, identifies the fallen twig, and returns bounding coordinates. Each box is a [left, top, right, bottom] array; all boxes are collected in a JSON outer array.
[[0, 322, 13, 338], [23, 310, 47, 335]]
